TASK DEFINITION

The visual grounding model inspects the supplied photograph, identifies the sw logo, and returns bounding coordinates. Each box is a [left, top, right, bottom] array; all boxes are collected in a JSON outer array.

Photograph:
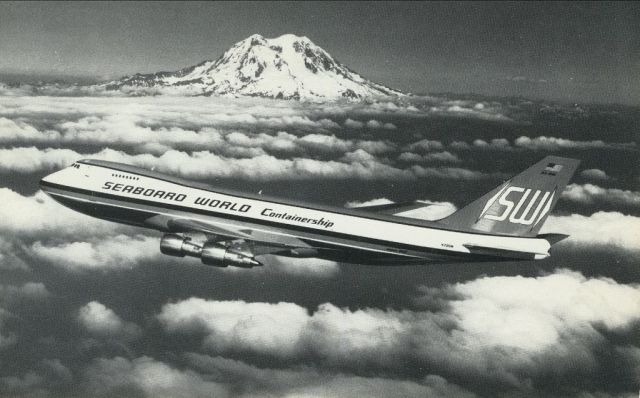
[[479, 185, 556, 226]]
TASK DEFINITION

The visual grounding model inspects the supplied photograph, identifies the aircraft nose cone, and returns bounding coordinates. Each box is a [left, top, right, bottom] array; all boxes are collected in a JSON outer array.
[[39, 170, 58, 193], [39, 178, 51, 196]]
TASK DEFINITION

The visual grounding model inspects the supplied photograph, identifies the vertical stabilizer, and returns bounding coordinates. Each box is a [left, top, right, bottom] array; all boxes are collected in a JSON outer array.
[[438, 156, 580, 237]]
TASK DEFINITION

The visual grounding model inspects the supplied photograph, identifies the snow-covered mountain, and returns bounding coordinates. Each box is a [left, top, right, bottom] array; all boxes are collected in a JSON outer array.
[[106, 34, 404, 101]]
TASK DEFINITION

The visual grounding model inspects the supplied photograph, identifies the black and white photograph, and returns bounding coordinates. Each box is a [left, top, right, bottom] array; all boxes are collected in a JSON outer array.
[[0, 1, 638, 397]]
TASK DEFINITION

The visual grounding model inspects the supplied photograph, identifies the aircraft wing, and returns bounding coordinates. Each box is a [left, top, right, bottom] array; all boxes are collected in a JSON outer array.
[[163, 217, 318, 254], [153, 215, 416, 261], [167, 218, 253, 240], [352, 201, 438, 216]]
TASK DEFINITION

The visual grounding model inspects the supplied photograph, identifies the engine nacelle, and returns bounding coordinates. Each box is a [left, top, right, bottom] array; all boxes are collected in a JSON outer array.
[[160, 234, 261, 268], [201, 242, 261, 268], [160, 234, 202, 257]]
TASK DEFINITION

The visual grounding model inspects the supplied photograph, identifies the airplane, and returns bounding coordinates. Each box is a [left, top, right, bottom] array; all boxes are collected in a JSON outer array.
[[39, 156, 579, 268]]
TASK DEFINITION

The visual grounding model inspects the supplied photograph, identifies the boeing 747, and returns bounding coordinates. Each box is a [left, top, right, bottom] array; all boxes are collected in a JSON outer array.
[[39, 156, 579, 268]]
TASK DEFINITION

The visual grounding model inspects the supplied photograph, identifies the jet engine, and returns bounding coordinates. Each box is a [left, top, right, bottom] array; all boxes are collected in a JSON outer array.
[[160, 234, 202, 257], [159, 233, 261, 268], [201, 242, 260, 268]]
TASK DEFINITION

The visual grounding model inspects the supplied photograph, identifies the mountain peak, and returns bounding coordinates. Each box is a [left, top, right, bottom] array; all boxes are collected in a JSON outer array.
[[241, 33, 267, 45], [271, 33, 312, 45], [107, 34, 404, 101]]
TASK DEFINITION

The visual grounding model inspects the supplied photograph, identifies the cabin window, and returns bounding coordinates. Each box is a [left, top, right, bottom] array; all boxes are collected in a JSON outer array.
[[110, 173, 139, 181]]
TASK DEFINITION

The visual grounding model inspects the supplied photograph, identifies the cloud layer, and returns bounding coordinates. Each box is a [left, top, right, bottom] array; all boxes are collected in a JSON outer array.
[[0, 146, 499, 181], [157, 269, 640, 394], [562, 183, 640, 208], [0, 90, 637, 398], [543, 211, 640, 251]]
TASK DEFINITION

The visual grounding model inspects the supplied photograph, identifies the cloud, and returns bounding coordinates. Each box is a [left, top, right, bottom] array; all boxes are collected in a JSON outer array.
[[0, 95, 344, 133], [405, 139, 444, 152], [0, 109, 396, 159], [354, 139, 397, 154], [344, 118, 364, 128], [398, 151, 460, 163], [561, 184, 640, 208], [370, 120, 397, 130], [2, 359, 74, 395], [83, 356, 228, 398], [225, 131, 298, 152], [0, 146, 407, 180], [514, 136, 636, 151], [260, 256, 340, 278], [411, 165, 496, 180], [0, 83, 36, 97], [427, 100, 513, 121], [397, 152, 423, 162], [0, 282, 51, 353], [580, 168, 611, 181], [0, 371, 44, 397], [448, 141, 473, 150], [31, 235, 158, 271], [448, 136, 637, 152], [81, 354, 475, 398], [0, 146, 80, 172], [0, 238, 30, 271], [0, 282, 50, 301], [435, 270, 640, 351], [543, 212, 640, 251], [77, 301, 141, 341], [0, 97, 476, 164], [220, 131, 395, 157], [0, 308, 16, 350], [157, 270, 640, 392], [297, 133, 355, 153], [0, 117, 62, 142], [2, 146, 493, 181], [0, 188, 126, 238], [185, 354, 476, 398], [158, 299, 309, 359], [343, 119, 397, 130], [470, 138, 511, 150], [0, 114, 391, 159], [340, 148, 379, 163], [505, 76, 549, 84], [39, 359, 73, 384]]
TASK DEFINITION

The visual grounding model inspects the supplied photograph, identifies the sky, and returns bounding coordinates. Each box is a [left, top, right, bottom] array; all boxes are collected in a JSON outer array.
[[0, 1, 638, 104]]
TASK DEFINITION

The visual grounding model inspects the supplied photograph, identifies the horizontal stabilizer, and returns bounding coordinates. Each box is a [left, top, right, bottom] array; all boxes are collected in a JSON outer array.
[[463, 244, 541, 260], [537, 233, 569, 245]]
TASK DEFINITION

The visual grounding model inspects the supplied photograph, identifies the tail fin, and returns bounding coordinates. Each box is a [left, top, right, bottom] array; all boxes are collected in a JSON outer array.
[[439, 156, 580, 237]]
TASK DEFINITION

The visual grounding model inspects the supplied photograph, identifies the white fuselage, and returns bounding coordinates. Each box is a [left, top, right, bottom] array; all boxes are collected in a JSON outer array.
[[40, 161, 552, 263]]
